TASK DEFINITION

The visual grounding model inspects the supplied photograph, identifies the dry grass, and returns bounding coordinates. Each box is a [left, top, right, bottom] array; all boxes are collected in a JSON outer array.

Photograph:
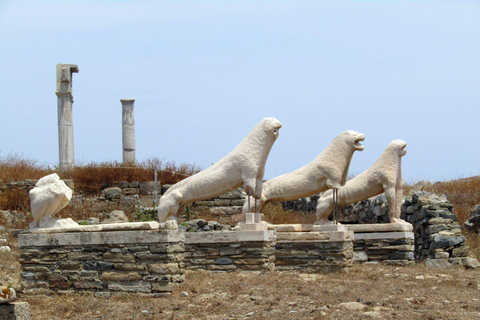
[[11, 265, 480, 319], [0, 154, 201, 214], [0, 153, 51, 183], [0, 189, 31, 212], [404, 176, 480, 224], [70, 158, 201, 196], [262, 203, 315, 225], [424, 177, 480, 224]]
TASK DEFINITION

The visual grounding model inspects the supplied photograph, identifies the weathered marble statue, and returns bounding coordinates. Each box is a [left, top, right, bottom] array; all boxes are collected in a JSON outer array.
[[157, 117, 282, 222], [29, 173, 78, 229], [316, 140, 407, 224], [243, 130, 365, 214]]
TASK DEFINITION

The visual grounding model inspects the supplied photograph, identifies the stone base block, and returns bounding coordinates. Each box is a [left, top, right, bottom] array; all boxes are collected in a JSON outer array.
[[185, 231, 276, 272], [19, 229, 185, 295], [275, 231, 353, 271], [0, 302, 31, 320], [353, 231, 414, 264], [347, 222, 413, 233]]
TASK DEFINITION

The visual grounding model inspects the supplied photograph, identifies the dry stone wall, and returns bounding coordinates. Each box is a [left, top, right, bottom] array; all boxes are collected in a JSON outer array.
[[19, 230, 185, 296], [275, 231, 354, 271], [401, 191, 468, 265], [184, 232, 276, 272], [353, 234, 415, 265]]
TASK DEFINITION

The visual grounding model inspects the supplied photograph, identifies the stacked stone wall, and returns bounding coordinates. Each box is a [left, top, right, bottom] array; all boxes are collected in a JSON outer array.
[[184, 231, 276, 272], [18, 230, 185, 296], [353, 234, 415, 265], [401, 192, 468, 264], [275, 232, 353, 271]]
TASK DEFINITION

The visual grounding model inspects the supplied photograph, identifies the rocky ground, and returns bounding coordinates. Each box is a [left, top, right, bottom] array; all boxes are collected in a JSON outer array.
[[4, 258, 480, 319]]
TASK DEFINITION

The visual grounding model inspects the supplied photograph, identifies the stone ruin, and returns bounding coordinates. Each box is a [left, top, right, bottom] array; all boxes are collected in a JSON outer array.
[[11, 110, 478, 297]]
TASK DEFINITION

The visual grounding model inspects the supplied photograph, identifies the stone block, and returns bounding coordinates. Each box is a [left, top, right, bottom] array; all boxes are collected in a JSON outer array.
[[389, 251, 414, 260], [347, 222, 413, 233], [215, 257, 233, 265], [194, 201, 214, 207], [122, 188, 139, 196], [353, 251, 368, 262], [149, 243, 184, 254], [136, 252, 173, 262], [73, 281, 104, 290], [0, 302, 31, 320], [434, 252, 450, 259], [58, 261, 80, 270], [68, 271, 98, 282], [101, 272, 143, 281], [148, 263, 180, 275], [139, 182, 157, 195], [451, 246, 468, 257], [234, 258, 270, 265], [427, 224, 448, 234], [114, 263, 147, 272], [208, 264, 237, 271], [463, 257, 480, 269], [108, 281, 151, 293], [151, 282, 178, 293], [210, 206, 242, 216], [102, 187, 122, 201], [214, 199, 230, 206], [425, 259, 453, 269], [103, 252, 136, 263], [430, 235, 465, 250], [354, 232, 414, 241], [231, 199, 245, 206]]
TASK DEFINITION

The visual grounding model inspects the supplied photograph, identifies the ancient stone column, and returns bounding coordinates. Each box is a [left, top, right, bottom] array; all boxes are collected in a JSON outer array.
[[56, 64, 79, 170], [121, 99, 136, 164]]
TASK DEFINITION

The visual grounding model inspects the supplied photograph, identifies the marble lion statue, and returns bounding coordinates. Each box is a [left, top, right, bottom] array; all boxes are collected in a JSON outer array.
[[316, 139, 407, 224], [157, 117, 282, 223], [243, 130, 365, 214]]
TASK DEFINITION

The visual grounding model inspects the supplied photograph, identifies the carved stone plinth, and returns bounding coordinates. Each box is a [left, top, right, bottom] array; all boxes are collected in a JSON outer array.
[[348, 223, 415, 265]]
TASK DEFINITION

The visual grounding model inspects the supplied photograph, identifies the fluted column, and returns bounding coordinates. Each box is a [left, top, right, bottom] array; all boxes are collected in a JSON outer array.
[[121, 99, 136, 164], [56, 64, 79, 170]]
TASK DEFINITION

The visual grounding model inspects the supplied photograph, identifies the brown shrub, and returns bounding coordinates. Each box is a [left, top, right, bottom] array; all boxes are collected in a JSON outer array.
[[262, 203, 315, 224], [0, 153, 51, 184], [71, 158, 201, 196], [421, 176, 480, 224], [0, 189, 30, 212]]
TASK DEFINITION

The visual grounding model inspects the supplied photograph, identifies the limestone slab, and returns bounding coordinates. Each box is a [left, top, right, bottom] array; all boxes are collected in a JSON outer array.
[[19, 229, 183, 248], [185, 230, 275, 244], [313, 224, 348, 232], [25, 221, 160, 234], [353, 232, 414, 241], [267, 224, 313, 232], [347, 222, 412, 233]]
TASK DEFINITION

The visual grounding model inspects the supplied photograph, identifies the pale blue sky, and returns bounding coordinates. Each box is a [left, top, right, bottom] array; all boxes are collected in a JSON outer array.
[[0, 0, 479, 182]]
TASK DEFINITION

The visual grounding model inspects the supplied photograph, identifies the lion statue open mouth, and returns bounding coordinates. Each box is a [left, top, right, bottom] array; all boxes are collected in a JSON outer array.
[[243, 130, 365, 214]]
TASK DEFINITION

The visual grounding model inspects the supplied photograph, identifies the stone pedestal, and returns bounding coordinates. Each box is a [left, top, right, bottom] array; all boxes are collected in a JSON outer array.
[[347, 223, 415, 265], [121, 99, 135, 165], [56, 64, 79, 170], [0, 302, 31, 320], [184, 230, 276, 271], [19, 226, 184, 296], [275, 229, 354, 271]]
